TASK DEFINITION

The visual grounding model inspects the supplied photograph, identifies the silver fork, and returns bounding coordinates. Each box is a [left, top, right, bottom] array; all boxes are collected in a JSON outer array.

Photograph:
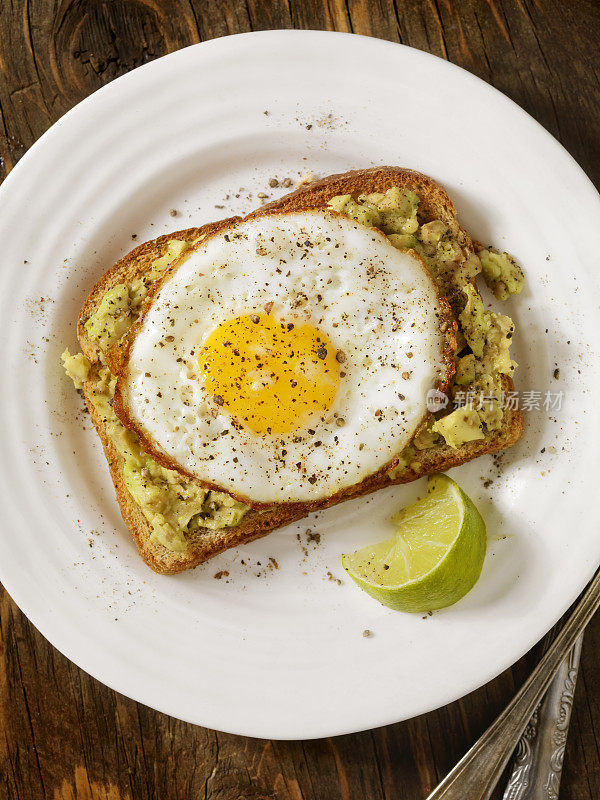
[[425, 568, 598, 800]]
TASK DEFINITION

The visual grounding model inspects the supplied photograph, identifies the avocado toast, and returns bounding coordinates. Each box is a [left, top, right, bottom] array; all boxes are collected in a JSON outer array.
[[63, 167, 524, 574]]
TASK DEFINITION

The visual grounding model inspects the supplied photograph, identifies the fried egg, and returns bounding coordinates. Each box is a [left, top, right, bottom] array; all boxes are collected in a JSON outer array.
[[116, 210, 453, 504]]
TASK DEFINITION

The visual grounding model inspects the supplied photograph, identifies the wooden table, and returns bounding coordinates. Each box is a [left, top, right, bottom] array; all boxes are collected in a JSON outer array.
[[2, 2, 599, 797]]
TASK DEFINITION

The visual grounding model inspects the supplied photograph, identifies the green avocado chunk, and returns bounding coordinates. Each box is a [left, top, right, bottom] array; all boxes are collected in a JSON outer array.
[[61, 348, 90, 389], [432, 408, 485, 449], [479, 248, 525, 300]]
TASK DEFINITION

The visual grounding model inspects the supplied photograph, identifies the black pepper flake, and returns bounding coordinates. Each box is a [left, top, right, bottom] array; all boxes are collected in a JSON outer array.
[[250, 314, 260, 324], [213, 394, 224, 406], [316, 346, 327, 359], [308, 475, 317, 484]]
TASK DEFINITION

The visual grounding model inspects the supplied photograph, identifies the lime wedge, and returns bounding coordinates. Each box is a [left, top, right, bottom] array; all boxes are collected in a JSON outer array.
[[342, 474, 486, 612]]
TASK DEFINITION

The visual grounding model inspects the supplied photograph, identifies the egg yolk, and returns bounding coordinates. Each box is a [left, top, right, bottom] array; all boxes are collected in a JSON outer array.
[[199, 314, 341, 435]]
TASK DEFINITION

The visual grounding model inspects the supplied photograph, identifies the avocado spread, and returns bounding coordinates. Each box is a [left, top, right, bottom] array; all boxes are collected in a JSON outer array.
[[84, 238, 191, 350], [327, 186, 523, 455], [84, 284, 134, 350], [65, 237, 249, 553]]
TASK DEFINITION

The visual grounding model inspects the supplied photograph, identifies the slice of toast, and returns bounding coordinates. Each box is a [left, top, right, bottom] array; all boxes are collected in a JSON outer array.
[[76, 167, 524, 574]]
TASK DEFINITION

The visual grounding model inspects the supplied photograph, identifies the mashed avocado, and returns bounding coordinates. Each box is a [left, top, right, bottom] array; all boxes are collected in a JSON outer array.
[[459, 284, 487, 358], [147, 237, 190, 277], [455, 287, 516, 432], [470, 374, 504, 431], [84, 238, 191, 350], [478, 248, 525, 300], [327, 186, 524, 453], [455, 353, 476, 386], [432, 407, 485, 449], [61, 348, 91, 389], [329, 187, 420, 235], [84, 284, 133, 350]]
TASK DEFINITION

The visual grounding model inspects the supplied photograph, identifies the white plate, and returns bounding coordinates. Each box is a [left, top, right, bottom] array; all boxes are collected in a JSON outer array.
[[1, 30, 599, 740]]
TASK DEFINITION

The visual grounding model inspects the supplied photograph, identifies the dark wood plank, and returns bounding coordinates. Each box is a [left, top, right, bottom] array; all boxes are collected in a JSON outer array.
[[1, 1, 600, 798], [287, 0, 352, 31], [190, 0, 253, 40]]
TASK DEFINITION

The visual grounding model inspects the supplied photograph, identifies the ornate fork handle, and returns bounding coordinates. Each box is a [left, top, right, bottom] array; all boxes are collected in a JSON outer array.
[[426, 568, 600, 800], [503, 634, 583, 800]]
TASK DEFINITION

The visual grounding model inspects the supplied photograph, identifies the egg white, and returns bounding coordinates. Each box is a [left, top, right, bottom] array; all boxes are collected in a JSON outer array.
[[120, 210, 450, 503]]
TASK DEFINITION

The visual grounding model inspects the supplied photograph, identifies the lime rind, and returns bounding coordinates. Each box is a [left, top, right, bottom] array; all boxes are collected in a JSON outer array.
[[342, 474, 486, 612]]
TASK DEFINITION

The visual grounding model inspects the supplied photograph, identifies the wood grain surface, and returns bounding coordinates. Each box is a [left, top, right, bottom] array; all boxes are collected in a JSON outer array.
[[2, 1, 600, 798]]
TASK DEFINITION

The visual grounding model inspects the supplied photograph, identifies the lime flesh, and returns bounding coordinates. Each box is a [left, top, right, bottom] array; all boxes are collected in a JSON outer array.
[[342, 474, 486, 612]]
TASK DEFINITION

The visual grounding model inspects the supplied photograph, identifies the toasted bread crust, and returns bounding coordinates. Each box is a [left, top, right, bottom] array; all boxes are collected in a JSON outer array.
[[77, 167, 524, 574]]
